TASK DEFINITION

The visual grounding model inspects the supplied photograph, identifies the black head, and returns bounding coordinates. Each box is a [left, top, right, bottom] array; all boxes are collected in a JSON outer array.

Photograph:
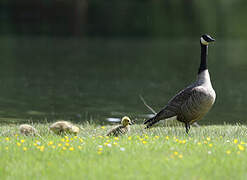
[[200, 34, 215, 45]]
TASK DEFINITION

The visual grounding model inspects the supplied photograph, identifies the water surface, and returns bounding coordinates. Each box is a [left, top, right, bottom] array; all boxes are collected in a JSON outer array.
[[0, 36, 246, 125]]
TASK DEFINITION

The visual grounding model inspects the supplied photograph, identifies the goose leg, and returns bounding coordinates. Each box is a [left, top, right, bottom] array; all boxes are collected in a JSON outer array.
[[185, 123, 190, 134]]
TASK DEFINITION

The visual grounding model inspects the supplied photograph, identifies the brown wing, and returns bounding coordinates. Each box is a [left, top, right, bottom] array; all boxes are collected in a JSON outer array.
[[106, 125, 128, 136], [178, 86, 214, 123], [144, 84, 196, 127]]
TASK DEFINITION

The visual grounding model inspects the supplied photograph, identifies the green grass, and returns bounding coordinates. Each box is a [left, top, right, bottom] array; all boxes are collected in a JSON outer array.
[[1, 123, 247, 180]]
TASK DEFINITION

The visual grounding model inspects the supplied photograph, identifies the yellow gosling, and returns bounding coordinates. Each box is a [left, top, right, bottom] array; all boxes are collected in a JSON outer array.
[[19, 124, 37, 136], [106, 116, 132, 137], [49, 121, 80, 135]]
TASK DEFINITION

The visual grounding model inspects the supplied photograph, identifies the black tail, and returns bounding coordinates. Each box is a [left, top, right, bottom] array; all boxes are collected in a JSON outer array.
[[144, 116, 158, 129], [144, 116, 154, 124]]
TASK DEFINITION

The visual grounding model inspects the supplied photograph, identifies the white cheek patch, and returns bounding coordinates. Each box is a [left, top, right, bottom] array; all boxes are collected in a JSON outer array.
[[200, 37, 209, 45]]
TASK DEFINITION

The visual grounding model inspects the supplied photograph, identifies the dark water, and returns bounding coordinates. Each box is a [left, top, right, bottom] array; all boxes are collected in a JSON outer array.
[[0, 36, 247, 125]]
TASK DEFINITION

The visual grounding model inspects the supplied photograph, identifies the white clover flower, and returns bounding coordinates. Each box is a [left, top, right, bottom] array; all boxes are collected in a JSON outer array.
[[98, 145, 103, 148], [208, 151, 212, 155], [120, 147, 125, 151], [107, 144, 112, 147], [36, 141, 41, 145]]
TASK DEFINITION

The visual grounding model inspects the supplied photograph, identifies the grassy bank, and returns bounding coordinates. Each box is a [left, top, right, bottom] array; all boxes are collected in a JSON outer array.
[[1, 124, 247, 180]]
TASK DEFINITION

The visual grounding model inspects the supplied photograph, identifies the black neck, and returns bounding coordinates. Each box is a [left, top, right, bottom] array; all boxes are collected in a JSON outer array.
[[198, 43, 208, 74]]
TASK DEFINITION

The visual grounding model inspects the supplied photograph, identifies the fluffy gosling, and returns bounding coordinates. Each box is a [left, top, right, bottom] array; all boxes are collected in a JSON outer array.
[[19, 124, 37, 136], [49, 121, 79, 135], [106, 116, 132, 137]]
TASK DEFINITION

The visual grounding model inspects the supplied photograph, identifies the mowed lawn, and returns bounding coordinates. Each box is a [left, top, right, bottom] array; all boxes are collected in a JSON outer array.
[[1, 124, 247, 180]]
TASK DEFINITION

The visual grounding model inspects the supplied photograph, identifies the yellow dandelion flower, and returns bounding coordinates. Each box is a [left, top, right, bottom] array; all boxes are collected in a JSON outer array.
[[106, 139, 110, 143], [175, 139, 179, 142], [204, 141, 208, 144], [65, 136, 69, 139], [113, 142, 118, 146], [104, 142, 108, 146], [70, 138, 74, 141], [139, 138, 144, 141], [209, 144, 213, 147], [207, 137, 211, 141], [74, 136, 78, 139], [178, 154, 183, 159], [155, 136, 159, 139], [173, 136, 176, 140], [20, 139, 25, 143], [240, 141, 245, 145], [66, 139, 70, 143], [17, 142, 21, 147], [128, 136, 132, 140], [78, 146, 82, 150], [165, 136, 169, 140], [142, 141, 147, 144], [238, 144, 245, 151], [197, 142, 201, 145], [23, 147, 27, 151], [69, 147, 74, 151], [48, 141, 53, 146], [52, 145, 56, 149], [220, 136, 223, 139], [98, 136, 104, 139], [98, 148, 103, 151], [5, 147, 9, 150], [234, 139, 238, 144], [5, 137, 10, 141], [79, 138, 83, 143], [226, 150, 231, 154], [174, 152, 178, 156], [33, 143, 37, 146], [182, 140, 186, 144], [114, 137, 119, 140], [105, 136, 109, 139], [101, 126, 105, 129], [40, 146, 45, 152], [97, 151, 102, 155], [62, 147, 67, 150], [179, 140, 183, 144], [237, 151, 241, 155], [15, 134, 18, 137], [61, 138, 65, 142], [58, 143, 62, 147], [65, 143, 70, 147]]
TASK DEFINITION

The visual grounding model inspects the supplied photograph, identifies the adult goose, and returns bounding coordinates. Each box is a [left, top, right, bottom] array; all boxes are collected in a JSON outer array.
[[144, 34, 216, 133]]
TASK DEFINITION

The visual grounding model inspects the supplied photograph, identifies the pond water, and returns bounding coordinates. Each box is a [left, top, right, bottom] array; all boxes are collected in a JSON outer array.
[[0, 36, 247, 125]]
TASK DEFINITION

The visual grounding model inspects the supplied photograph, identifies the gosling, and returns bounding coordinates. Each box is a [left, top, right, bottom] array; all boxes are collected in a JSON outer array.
[[19, 124, 37, 136], [106, 116, 132, 137], [49, 121, 79, 135]]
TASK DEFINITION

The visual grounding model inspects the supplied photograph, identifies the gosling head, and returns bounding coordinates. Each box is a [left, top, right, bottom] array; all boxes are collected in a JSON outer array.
[[121, 116, 132, 127], [200, 34, 215, 45]]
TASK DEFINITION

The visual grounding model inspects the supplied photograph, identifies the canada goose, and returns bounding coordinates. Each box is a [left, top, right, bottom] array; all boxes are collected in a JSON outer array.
[[144, 34, 216, 133], [49, 121, 80, 135], [19, 124, 37, 136], [106, 116, 132, 136]]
